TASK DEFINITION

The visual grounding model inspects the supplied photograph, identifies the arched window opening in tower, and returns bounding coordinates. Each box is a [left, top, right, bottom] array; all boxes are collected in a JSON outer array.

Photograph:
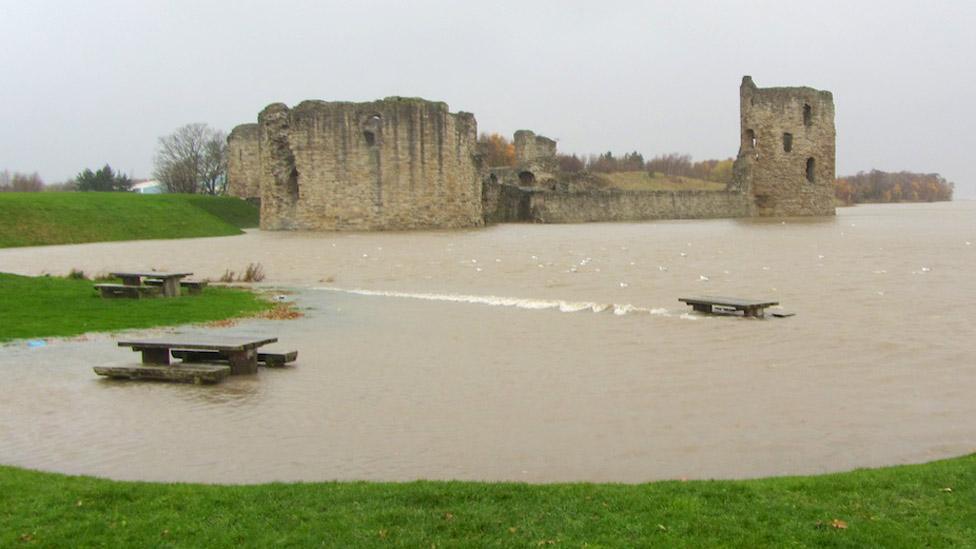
[[363, 114, 382, 147]]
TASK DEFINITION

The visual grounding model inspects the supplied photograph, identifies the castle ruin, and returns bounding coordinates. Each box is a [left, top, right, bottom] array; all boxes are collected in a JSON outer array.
[[227, 97, 483, 230], [731, 76, 836, 216], [228, 77, 835, 230]]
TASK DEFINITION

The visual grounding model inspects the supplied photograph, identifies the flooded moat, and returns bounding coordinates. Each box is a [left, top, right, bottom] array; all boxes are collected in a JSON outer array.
[[1, 202, 974, 483]]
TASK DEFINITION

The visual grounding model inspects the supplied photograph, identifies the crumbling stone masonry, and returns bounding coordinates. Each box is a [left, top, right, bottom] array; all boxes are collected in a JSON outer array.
[[732, 76, 836, 216], [226, 124, 262, 204], [483, 129, 559, 190], [514, 130, 557, 172], [228, 97, 483, 230]]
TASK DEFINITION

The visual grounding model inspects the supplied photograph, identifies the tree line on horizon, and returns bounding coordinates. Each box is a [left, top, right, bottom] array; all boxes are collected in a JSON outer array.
[[833, 170, 953, 204], [0, 170, 44, 192], [0, 123, 229, 195]]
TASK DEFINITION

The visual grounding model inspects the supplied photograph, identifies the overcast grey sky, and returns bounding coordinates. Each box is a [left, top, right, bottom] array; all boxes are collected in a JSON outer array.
[[1, 0, 974, 197]]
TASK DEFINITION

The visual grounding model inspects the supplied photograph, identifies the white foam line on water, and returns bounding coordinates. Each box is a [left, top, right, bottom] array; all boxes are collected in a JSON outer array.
[[312, 287, 684, 318]]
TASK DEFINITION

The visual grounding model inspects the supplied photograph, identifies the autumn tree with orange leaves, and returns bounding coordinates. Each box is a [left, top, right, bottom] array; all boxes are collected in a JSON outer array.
[[477, 133, 516, 167]]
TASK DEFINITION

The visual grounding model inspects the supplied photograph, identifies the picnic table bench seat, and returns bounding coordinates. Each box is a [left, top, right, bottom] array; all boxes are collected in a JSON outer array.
[[144, 278, 208, 294], [93, 363, 230, 384], [172, 349, 298, 367], [94, 283, 161, 299]]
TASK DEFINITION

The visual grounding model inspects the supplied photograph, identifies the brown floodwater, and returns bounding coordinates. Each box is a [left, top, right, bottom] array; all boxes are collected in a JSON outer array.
[[1, 201, 974, 484]]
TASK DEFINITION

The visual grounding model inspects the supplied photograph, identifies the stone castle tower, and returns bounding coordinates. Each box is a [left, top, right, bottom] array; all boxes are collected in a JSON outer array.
[[733, 76, 836, 216], [227, 97, 484, 231], [226, 123, 261, 203]]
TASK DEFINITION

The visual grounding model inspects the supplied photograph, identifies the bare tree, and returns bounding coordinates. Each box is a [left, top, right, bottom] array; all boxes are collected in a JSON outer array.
[[0, 170, 44, 192], [154, 123, 227, 194], [200, 131, 228, 195], [646, 153, 693, 177]]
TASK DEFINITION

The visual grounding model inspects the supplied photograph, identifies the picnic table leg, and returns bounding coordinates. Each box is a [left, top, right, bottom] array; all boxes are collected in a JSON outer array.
[[120, 275, 141, 286], [744, 307, 764, 318], [141, 348, 170, 365], [226, 349, 258, 375], [162, 278, 179, 297]]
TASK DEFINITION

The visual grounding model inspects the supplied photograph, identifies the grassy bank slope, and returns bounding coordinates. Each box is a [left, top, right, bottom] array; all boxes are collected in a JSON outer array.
[[599, 171, 728, 192], [0, 273, 271, 342], [0, 193, 258, 248], [1, 455, 973, 546]]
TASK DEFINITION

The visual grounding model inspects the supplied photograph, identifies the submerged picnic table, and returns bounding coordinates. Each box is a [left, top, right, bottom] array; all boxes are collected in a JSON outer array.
[[117, 335, 277, 375], [678, 296, 779, 318], [94, 335, 297, 384], [109, 271, 193, 298]]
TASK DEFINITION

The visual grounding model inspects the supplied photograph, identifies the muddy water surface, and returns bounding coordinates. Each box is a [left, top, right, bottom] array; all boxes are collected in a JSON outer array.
[[0, 202, 974, 483]]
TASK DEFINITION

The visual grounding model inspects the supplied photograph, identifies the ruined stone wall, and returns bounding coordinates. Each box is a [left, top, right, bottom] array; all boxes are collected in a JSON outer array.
[[226, 123, 262, 202], [499, 130, 558, 187], [484, 182, 755, 224], [733, 76, 835, 216], [256, 97, 483, 231], [482, 175, 530, 223], [514, 130, 557, 166], [524, 189, 753, 223]]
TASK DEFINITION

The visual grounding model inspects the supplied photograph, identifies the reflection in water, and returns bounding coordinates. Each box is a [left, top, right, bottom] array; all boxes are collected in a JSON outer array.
[[1, 202, 975, 484], [173, 377, 263, 407], [735, 215, 838, 226]]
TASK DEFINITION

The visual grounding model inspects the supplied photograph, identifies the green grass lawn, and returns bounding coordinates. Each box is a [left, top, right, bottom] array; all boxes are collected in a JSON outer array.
[[0, 455, 972, 547], [0, 192, 259, 248], [0, 273, 271, 343], [598, 171, 728, 192]]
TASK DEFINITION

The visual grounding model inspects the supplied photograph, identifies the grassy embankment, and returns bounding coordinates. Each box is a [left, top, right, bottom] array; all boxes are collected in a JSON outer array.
[[0, 192, 258, 248], [0, 273, 271, 343], [1, 454, 973, 546], [598, 171, 728, 192]]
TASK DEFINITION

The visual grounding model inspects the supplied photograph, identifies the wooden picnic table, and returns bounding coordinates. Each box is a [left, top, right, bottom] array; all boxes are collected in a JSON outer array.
[[118, 335, 278, 375], [678, 296, 779, 318], [109, 271, 193, 298]]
